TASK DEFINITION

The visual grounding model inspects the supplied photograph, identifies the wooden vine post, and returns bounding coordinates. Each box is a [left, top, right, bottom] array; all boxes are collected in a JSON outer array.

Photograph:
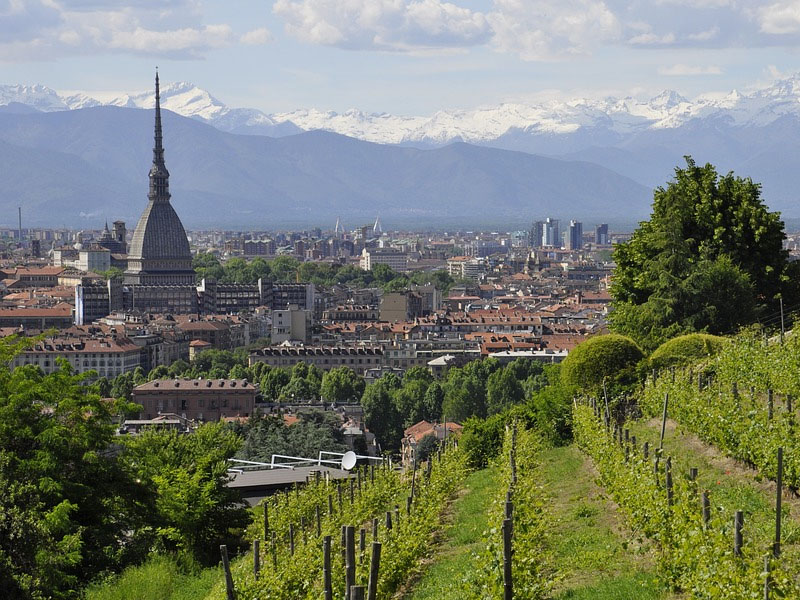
[[774, 447, 783, 558], [322, 535, 332, 600], [502, 518, 513, 600], [220, 545, 236, 600], [367, 541, 382, 600]]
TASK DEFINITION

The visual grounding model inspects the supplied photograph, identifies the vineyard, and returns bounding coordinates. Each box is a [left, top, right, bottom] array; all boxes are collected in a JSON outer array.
[[85, 331, 800, 600], [574, 402, 800, 599], [641, 331, 800, 489]]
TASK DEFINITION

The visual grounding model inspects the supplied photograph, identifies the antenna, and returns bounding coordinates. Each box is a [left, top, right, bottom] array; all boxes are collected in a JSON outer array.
[[18, 207, 22, 245]]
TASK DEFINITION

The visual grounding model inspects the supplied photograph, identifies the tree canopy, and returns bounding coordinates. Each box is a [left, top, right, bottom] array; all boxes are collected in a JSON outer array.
[[610, 157, 797, 351]]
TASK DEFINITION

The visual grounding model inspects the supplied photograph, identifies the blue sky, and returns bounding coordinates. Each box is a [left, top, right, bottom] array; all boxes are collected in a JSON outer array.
[[4, 0, 800, 114]]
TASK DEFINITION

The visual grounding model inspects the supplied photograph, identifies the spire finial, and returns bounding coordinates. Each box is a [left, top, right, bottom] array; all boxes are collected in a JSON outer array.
[[148, 69, 170, 203]]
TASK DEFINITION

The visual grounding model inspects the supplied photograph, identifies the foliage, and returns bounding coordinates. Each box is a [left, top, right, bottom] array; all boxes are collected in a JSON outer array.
[[573, 403, 800, 599], [84, 555, 219, 600], [486, 367, 525, 416], [120, 423, 250, 565], [0, 351, 144, 600], [414, 434, 440, 463], [236, 412, 347, 462], [648, 333, 726, 371], [460, 414, 505, 470], [361, 379, 405, 451], [641, 329, 800, 489], [468, 424, 557, 599], [320, 366, 365, 404], [610, 157, 795, 351], [560, 334, 644, 396]]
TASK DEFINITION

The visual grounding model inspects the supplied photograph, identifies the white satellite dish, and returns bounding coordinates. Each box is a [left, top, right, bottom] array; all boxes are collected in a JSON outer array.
[[341, 451, 357, 471]]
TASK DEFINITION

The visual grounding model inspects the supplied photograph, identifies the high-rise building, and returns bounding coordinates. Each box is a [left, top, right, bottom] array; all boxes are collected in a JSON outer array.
[[542, 218, 560, 247], [595, 223, 609, 245], [124, 71, 195, 286], [567, 220, 583, 250]]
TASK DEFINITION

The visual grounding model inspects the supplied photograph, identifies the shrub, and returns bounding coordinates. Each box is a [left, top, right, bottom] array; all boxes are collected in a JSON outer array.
[[560, 334, 644, 395], [649, 333, 726, 371]]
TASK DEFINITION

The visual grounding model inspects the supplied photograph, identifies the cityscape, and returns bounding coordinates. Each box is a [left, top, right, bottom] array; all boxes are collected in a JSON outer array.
[[4, 2, 800, 600]]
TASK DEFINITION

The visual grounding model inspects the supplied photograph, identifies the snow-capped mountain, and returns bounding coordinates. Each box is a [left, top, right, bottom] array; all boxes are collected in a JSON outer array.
[[4, 74, 800, 146]]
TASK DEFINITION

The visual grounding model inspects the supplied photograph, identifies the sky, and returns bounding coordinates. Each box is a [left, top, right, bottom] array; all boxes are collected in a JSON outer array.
[[4, 0, 800, 114]]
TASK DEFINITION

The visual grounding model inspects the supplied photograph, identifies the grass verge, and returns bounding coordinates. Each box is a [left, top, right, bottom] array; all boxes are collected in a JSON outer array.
[[541, 445, 674, 600], [406, 467, 496, 600]]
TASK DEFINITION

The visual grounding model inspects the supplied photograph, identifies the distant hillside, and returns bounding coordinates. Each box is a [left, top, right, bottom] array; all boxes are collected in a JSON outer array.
[[0, 106, 651, 228]]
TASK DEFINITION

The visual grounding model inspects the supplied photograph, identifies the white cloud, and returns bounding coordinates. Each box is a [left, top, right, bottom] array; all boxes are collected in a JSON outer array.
[[687, 26, 720, 41], [108, 25, 234, 53], [241, 27, 273, 45], [0, 0, 258, 61], [658, 64, 722, 76], [758, 1, 800, 34], [272, 0, 491, 51], [628, 31, 676, 45], [487, 0, 621, 60]]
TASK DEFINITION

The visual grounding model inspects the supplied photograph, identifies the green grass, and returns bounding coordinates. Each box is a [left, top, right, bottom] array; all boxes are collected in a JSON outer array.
[[557, 572, 668, 600], [541, 445, 673, 600], [407, 467, 496, 600], [84, 555, 219, 600]]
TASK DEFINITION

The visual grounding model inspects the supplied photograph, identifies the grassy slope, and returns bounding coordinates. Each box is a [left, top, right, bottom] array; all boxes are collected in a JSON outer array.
[[407, 468, 496, 599], [542, 445, 673, 600], [84, 555, 219, 600]]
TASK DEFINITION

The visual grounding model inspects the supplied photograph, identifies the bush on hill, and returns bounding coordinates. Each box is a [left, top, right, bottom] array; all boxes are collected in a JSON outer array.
[[560, 334, 644, 396], [649, 333, 727, 371]]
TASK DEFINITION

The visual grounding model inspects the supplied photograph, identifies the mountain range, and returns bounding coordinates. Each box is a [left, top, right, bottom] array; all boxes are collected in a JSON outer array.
[[2, 74, 800, 227]]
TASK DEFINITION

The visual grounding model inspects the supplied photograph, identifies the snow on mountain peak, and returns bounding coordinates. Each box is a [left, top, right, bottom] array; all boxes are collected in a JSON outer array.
[[5, 73, 800, 144]]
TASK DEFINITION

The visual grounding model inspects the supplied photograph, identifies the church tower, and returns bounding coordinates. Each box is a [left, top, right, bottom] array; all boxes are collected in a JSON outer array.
[[125, 71, 195, 285]]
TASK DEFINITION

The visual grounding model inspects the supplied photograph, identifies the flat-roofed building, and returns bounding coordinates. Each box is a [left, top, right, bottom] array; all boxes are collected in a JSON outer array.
[[360, 247, 408, 272], [133, 378, 258, 421]]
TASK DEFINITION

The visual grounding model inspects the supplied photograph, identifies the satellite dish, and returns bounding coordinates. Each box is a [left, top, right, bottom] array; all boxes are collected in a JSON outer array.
[[341, 451, 357, 471]]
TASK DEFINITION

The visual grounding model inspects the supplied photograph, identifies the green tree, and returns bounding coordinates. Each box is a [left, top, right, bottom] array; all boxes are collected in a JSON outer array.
[[423, 381, 444, 422], [0, 357, 139, 599], [260, 368, 290, 401], [121, 422, 249, 565], [320, 367, 366, 404], [361, 380, 404, 450], [279, 377, 318, 402], [442, 373, 486, 422], [486, 366, 525, 415], [237, 411, 347, 462], [611, 157, 795, 350], [392, 379, 430, 427]]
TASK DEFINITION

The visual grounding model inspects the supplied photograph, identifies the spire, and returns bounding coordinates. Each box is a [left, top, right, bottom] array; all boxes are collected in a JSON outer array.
[[148, 68, 170, 203]]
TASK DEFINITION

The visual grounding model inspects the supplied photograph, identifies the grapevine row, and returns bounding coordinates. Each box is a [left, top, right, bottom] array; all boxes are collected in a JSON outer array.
[[206, 445, 466, 599], [469, 423, 556, 599], [641, 332, 800, 488], [573, 403, 800, 600]]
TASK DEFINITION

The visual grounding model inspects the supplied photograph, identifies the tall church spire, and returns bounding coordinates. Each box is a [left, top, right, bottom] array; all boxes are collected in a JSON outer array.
[[148, 68, 170, 203]]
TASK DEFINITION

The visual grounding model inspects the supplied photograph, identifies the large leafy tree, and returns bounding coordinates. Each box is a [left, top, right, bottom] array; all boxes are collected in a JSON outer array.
[[121, 422, 249, 566], [611, 157, 796, 350], [320, 366, 366, 404], [361, 379, 404, 450], [0, 349, 140, 599]]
